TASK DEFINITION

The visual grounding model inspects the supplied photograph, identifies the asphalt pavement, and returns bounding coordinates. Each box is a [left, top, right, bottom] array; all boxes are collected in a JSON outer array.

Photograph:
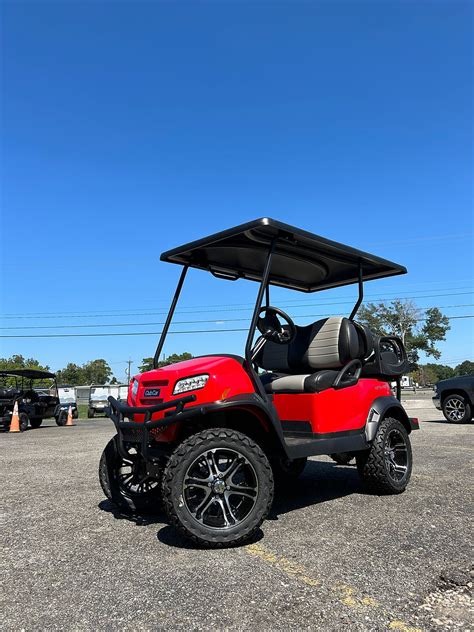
[[1, 404, 472, 631]]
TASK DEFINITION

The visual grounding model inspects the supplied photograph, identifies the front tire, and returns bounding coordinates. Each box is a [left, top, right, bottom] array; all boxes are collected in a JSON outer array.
[[99, 436, 163, 513], [87, 408, 95, 418], [29, 418, 43, 429], [162, 428, 274, 548], [442, 394, 471, 424], [356, 417, 412, 494]]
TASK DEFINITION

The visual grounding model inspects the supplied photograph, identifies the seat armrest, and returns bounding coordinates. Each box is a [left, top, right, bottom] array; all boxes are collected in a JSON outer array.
[[333, 359, 362, 390], [304, 370, 339, 393]]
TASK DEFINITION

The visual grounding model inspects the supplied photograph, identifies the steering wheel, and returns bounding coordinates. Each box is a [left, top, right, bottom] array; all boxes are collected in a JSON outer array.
[[257, 306, 296, 345]]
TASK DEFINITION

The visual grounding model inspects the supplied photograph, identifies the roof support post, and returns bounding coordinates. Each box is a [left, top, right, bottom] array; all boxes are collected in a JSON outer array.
[[349, 262, 364, 321], [244, 240, 276, 400], [153, 266, 188, 369]]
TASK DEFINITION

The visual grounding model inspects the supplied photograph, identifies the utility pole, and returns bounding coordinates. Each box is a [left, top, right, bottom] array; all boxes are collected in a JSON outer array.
[[126, 358, 132, 383]]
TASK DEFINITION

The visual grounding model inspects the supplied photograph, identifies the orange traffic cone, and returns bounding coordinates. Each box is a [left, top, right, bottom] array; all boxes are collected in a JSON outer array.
[[9, 401, 20, 433], [65, 405, 74, 426]]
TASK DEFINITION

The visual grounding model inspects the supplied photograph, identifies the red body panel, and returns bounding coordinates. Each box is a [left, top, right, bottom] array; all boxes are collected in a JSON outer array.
[[128, 355, 391, 441], [272, 379, 391, 434], [129, 356, 254, 441]]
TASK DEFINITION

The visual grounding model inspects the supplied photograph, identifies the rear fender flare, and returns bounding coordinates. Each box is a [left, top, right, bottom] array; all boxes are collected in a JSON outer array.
[[365, 396, 411, 442]]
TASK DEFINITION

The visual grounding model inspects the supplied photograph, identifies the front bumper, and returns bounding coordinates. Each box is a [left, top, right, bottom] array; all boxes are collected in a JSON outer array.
[[432, 395, 441, 410], [106, 394, 197, 460]]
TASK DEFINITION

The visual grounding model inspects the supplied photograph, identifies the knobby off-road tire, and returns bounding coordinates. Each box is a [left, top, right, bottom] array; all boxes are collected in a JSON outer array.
[[356, 417, 412, 494], [99, 436, 163, 513], [162, 428, 274, 548], [330, 452, 354, 465], [442, 394, 472, 424], [29, 418, 43, 429], [271, 456, 307, 483]]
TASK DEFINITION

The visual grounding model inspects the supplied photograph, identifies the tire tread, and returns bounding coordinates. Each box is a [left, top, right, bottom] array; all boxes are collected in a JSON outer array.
[[162, 428, 274, 548], [356, 417, 412, 495]]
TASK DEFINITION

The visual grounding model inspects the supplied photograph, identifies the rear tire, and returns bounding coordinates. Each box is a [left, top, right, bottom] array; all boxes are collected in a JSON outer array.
[[356, 417, 412, 494], [162, 428, 274, 548], [29, 418, 43, 429], [19, 413, 29, 432], [330, 452, 354, 465], [56, 411, 67, 426], [99, 436, 163, 513], [442, 394, 471, 424]]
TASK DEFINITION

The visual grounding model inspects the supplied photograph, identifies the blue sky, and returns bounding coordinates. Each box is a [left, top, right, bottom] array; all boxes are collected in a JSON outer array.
[[1, 1, 472, 380]]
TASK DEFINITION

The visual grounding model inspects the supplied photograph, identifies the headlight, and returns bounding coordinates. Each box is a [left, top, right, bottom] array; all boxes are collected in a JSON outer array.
[[131, 379, 139, 397], [173, 374, 209, 395]]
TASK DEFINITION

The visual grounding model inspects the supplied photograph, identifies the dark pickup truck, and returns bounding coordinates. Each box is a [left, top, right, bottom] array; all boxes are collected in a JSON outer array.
[[433, 375, 474, 423]]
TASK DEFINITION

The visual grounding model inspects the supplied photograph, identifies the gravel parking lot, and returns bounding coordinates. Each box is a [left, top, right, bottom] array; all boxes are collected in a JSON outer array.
[[1, 404, 472, 631]]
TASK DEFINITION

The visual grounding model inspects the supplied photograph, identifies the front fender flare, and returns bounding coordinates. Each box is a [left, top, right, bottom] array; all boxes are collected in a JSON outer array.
[[171, 393, 292, 459]]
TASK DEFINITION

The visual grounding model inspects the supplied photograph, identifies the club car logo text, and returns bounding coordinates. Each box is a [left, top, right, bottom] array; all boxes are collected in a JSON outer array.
[[143, 388, 160, 398]]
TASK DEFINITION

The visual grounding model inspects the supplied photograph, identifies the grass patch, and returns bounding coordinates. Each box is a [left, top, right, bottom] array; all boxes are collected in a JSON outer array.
[[77, 404, 89, 419]]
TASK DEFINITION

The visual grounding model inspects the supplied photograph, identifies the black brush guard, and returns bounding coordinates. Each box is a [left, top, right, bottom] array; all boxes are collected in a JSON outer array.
[[107, 394, 197, 460]]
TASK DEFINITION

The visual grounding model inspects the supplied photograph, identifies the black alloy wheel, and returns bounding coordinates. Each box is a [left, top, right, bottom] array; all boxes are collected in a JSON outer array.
[[356, 417, 412, 494], [442, 395, 472, 424], [99, 436, 163, 513], [162, 428, 274, 547]]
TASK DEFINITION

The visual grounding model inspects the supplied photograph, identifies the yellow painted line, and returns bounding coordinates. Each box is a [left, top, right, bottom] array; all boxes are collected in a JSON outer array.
[[389, 621, 423, 632], [245, 542, 422, 631]]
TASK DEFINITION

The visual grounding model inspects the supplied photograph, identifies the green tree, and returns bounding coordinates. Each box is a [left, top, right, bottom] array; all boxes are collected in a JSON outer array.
[[139, 357, 154, 373], [0, 354, 50, 372], [56, 363, 85, 386], [139, 352, 193, 373], [358, 300, 450, 367], [82, 359, 113, 384], [454, 360, 474, 376], [411, 363, 455, 386], [0, 355, 52, 386], [425, 363, 454, 382], [56, 359, 114, 385]]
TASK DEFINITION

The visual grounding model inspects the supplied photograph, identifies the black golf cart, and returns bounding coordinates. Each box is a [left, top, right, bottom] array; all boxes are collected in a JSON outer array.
[[0, 369, 60, 431]]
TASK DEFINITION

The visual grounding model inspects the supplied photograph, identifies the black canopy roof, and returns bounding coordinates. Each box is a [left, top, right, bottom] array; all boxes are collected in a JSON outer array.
[[161, 218, 406, 293], [0, 369, 56, 380]]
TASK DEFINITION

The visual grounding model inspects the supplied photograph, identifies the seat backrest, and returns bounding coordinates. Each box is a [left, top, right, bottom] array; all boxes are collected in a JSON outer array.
[[257, 316, 364, 373]]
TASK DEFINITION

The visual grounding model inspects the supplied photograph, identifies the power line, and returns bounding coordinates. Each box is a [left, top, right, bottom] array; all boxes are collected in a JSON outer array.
[[2, 291, 473, 320], [2, 304, 473, 331], [1, 315, 473, 339], [3, 284, 473, 317]]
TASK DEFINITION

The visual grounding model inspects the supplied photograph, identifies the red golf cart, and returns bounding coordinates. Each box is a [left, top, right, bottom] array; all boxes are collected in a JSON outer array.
[[100, 218, 418, 547]]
